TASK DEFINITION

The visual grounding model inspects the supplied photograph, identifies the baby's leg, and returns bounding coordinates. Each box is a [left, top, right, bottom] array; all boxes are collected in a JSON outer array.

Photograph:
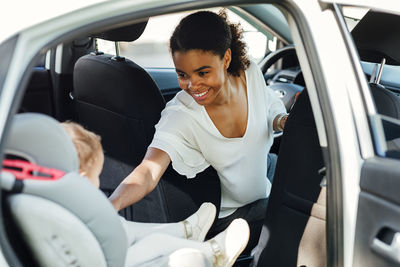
[[121, 218, 185, 243], [124, 233, 214, 267], [121, 202, 216, 243], [168, 248, 213, 267], [125, 219, 249, 267], [127, 248, 212, 267]]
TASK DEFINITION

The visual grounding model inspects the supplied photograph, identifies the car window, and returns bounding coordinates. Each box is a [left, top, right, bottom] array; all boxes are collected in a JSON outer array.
[[97, 8, 277, 68]]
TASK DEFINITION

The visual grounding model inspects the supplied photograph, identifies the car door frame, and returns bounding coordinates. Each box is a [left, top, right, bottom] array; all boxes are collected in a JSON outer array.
[[294, 0, 400, 266], [329, 2, 400, 267]]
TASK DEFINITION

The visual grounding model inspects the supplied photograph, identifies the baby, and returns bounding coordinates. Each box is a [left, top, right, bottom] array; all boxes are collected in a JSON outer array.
[[62, 121, 249, 267]]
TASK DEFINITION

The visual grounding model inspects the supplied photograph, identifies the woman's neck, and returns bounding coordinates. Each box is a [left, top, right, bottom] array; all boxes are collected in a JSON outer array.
[[212, 74, 243, 107]]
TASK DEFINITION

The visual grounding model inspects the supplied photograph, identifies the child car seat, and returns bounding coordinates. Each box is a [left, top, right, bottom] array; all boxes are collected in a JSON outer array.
[[1, 113, 127, 267]]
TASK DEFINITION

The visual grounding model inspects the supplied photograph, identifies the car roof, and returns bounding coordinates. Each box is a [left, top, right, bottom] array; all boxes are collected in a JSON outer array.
[[3, 0, 397, 45], [1, 0, 106, 43]]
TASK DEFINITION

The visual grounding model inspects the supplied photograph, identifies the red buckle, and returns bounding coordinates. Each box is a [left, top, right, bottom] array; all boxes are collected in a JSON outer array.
[[2, 159, 65, 181]]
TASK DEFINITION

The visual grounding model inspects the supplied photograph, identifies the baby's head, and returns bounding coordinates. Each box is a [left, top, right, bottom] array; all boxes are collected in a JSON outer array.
[[61, 122, 104, 188]]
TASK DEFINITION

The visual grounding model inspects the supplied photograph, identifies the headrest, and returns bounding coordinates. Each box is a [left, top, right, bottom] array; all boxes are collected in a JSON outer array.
[[4, 113, 79, 173], [352, 11, 400, 65], [92, 20, 148, 42]]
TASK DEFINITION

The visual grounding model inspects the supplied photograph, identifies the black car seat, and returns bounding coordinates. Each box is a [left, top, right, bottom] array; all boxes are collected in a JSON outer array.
[[1, 113, 127, 267], [73, 20, 220, 223], [369, 83, 400, 120], [253, 89, 326, 267]]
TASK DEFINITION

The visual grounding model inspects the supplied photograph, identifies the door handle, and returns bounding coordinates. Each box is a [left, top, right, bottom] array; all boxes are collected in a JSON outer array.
[[371, 230, 400, 263]]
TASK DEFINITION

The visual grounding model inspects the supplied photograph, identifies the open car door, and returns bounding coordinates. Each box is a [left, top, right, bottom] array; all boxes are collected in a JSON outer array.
[[331, 2, 400, 266]]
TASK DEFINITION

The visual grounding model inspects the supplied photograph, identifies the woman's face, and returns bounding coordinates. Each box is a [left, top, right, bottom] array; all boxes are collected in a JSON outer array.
[[172, 49, 231, 106]]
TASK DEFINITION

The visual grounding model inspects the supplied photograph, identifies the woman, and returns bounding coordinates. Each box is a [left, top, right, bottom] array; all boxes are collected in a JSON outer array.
[[109, 10, 288, 253]]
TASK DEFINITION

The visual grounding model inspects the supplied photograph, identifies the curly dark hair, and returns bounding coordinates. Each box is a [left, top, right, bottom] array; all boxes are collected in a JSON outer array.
[[169, 10, 250, 76]]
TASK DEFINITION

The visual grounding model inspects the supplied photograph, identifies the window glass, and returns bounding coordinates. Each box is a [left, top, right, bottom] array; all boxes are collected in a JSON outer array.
[[97, 8, 276, 68]]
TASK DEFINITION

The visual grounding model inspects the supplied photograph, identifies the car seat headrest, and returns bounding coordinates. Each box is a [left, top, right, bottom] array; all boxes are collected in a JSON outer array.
[[352, 11, 400, 65], [92, 19, 148, 42], [4, 113, 79, 173]]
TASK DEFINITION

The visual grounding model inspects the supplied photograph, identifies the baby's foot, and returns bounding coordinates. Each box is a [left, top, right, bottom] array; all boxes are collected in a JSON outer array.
[[207, 218, 250, 267], [182, 202, 216, 241]]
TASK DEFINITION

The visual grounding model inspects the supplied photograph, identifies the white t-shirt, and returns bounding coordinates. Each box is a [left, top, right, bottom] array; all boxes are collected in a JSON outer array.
[[150, 61, 286, 218]]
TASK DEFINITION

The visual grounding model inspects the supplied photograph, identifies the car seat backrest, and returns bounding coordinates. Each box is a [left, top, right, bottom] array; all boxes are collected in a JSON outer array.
[[74, 20, 164, 167], [1, 113, 127, 267], [73, 20, 170, 222], [254, 89, 326, 267], [370, 83, 400, 120], [73, 53, 165, 167]]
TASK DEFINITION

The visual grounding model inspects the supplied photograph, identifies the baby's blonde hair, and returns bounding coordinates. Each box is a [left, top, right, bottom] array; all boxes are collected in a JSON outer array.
[[61, 122, 103, 174]]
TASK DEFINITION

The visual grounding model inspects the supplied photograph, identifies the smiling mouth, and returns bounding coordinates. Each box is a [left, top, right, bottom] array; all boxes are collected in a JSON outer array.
[[193, 90, 209, 98]]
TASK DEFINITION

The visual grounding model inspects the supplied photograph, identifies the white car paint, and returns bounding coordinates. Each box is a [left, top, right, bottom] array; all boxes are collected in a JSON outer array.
[[1, 1, 400, 267]]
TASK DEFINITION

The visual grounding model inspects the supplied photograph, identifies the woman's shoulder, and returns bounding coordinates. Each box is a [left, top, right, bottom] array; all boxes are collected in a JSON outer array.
[[161, 91, 199, 119], [245, 60, 261, 75], [244, 60, 266, 88], [165, 91, 199, 111]]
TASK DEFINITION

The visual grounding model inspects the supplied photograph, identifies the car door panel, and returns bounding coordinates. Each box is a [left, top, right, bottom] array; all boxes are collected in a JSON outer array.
[[353, 157, 400, 266]]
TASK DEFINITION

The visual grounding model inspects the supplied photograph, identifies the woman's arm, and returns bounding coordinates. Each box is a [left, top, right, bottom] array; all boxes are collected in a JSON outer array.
[[109, 147, 171, 211]]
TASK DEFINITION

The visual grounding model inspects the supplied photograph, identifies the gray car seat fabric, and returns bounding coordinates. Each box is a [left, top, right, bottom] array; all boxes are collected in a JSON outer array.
[[4, 113, 79, 172], [1, 113, 128, 267]]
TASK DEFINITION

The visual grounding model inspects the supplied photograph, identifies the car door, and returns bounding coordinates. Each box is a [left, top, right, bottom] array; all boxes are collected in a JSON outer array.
[[329, 2, 400, 266]]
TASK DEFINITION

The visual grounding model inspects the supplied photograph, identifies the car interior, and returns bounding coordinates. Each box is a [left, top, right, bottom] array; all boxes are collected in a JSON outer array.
[[2, 3, 400, 267]]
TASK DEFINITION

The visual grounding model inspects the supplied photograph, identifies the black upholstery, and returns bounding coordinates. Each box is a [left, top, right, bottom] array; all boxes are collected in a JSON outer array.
[[73, 22, 221, 223], [20, 67, 54, 116], [92, 21, 148, 42], [162, 165, 221, 222], [370, 83, 400, 120], [255, 89, 325, 267], [352, 11, 400, 65], [74, 54, 165, 166]]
